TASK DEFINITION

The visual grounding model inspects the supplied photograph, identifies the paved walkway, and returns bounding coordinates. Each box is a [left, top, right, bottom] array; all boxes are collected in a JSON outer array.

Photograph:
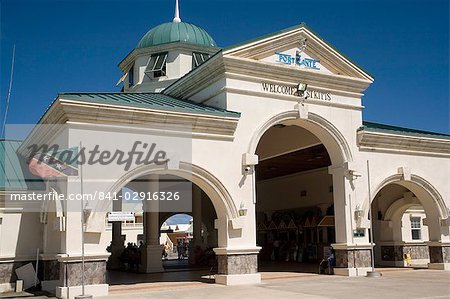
[[103, 269, 450, 299]]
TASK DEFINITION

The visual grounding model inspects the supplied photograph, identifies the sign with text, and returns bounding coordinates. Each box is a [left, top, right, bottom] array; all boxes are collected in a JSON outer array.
[[261, 82, 332, 101], [275, 51, 320, 70], [107, 211, 135, 222]]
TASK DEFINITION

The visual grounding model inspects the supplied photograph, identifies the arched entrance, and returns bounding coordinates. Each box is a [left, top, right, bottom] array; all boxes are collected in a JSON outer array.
[[100, 166, 226, 285], [251, 111, 351, 274], [369, 174, 449, 270]]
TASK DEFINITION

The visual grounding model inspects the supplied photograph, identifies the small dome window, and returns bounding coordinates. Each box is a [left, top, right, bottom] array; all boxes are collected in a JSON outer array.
[[145, 52, 168, 79], [128, 64, 135, 87], [192, 52, 210, 68]]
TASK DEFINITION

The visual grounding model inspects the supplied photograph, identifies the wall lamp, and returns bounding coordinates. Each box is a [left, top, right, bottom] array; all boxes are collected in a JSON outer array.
[[239, 202, 248, 217], [354, 206, 364, 222]]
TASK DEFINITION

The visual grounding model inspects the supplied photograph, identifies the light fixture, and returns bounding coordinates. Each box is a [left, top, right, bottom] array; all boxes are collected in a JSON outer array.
[[297, 82, 308, 92], [239, 202, 248, 217], [354, 206, 364, 222]]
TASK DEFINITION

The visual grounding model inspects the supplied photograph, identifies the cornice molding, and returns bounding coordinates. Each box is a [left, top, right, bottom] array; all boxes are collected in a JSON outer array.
[[18, 99, 239, 156], [164, 55, 372, 100], [357, 130, 450, 157]]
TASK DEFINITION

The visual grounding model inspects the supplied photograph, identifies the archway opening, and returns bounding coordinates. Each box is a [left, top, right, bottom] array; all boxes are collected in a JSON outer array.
[[255, 123, 336, 274], [160, 213, 194, 263], [371, 183, 432, 268], [104, 174, 219, 286]]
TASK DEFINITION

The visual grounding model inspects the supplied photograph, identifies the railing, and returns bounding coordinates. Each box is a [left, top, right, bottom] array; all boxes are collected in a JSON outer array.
[[105, 221, 144, 229]]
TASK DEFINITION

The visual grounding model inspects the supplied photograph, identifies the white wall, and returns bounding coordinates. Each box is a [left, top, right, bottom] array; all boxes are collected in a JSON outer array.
[[257, 168, 333, 212]]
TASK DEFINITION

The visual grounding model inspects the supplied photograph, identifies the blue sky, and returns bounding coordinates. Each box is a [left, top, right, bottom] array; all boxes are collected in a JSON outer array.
[[1, 0, 449, 134]]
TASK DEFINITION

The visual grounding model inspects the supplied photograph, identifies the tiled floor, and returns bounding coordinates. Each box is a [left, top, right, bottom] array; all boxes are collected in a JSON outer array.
[[104, 269, 450, 299]]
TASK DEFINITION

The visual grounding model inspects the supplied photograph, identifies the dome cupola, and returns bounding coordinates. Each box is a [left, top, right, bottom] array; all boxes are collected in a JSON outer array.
[[137, 22, 217, 49], [119, 0, 219, 93]]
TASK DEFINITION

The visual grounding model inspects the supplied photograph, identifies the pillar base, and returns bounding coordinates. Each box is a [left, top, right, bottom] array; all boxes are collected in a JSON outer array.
[[213, 247, 261, 285], [428, 263, 450, 270], [0, 282, 15, 293], [55, 256, 108, 299], [332, 244, 373, 277], [215, 273, 261, 285], [56, 284, 108, 299], [428, 243, 450, 270], [107, 244, 124, 270], [333, 266, 372, 277], [140, 245, 164, 273]]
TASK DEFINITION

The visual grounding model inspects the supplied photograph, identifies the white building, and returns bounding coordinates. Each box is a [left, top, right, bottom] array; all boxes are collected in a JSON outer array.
[[1, 1, 449, 298]]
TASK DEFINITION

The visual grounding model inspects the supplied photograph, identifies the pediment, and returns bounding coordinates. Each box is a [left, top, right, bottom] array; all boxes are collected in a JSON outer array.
[[224, 24, 373, 81]]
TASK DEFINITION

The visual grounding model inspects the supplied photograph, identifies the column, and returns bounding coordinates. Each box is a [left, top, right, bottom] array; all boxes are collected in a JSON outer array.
[[140, 174, 164, 273], [426, 217, 450, 270], [193, 187, 203, 245], [189, 186, 202, 264], [108, 191, 124, 270], [329, 164, 372, 277]]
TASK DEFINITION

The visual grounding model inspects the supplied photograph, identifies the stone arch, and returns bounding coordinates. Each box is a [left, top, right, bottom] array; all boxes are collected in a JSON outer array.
[[85, 161, 239, 233], [384, 195, 421, 222], [364, 173, 448, 220], [364, 173, 449, 241], [247, 110, 352, 165]]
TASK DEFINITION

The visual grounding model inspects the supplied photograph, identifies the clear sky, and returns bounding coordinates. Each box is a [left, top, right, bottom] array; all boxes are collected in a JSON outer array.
[[1, 0, 449, 134]]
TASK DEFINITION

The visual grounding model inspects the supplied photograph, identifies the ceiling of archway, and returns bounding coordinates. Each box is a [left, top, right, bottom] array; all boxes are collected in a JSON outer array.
[[256, 144, 331, 181]]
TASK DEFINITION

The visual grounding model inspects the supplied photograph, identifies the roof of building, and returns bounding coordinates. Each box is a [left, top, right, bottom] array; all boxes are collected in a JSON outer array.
[[137, 22, 217, 49], [58, 92, 240, 118], [0, 140, 44, 191], [360, 121, 450, 140]]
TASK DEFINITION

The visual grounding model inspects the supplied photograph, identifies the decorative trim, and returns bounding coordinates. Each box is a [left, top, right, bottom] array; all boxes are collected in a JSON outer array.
[[18, 97, 240, 157], [56, 253, 110, 263], [165, 55, 372, 100], [357, 130, 450, 157], [247, 110, 353, 165], [213, 247, 262, 256]]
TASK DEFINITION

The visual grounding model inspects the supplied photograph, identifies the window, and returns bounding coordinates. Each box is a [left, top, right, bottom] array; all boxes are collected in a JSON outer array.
[[128, 65, 134, 87], [192, 52, 210, 68], [145, 52, 168, 79], [411, 217, 422, 240]]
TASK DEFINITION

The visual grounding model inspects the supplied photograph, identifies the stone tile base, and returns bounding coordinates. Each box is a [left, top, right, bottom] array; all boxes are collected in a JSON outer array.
[[335, 248, 371, 268], [380, 244, 430, 267], [429, 246, 450, 264], [217, 253, 258, 275], [60, 260, 106, 287], [0, 261, 32, 284], [334, 247, 372, 276]]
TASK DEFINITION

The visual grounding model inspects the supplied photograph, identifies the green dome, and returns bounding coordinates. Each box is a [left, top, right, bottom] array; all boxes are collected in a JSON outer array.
[[137, 22, 217, 49]]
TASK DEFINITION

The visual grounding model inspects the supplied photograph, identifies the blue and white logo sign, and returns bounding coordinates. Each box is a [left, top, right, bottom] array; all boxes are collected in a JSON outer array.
[[275, 50, 320, 70]]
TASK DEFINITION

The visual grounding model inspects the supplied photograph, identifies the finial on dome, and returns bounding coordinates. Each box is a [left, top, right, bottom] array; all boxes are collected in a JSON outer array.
[[173, 0, 181, 23]]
